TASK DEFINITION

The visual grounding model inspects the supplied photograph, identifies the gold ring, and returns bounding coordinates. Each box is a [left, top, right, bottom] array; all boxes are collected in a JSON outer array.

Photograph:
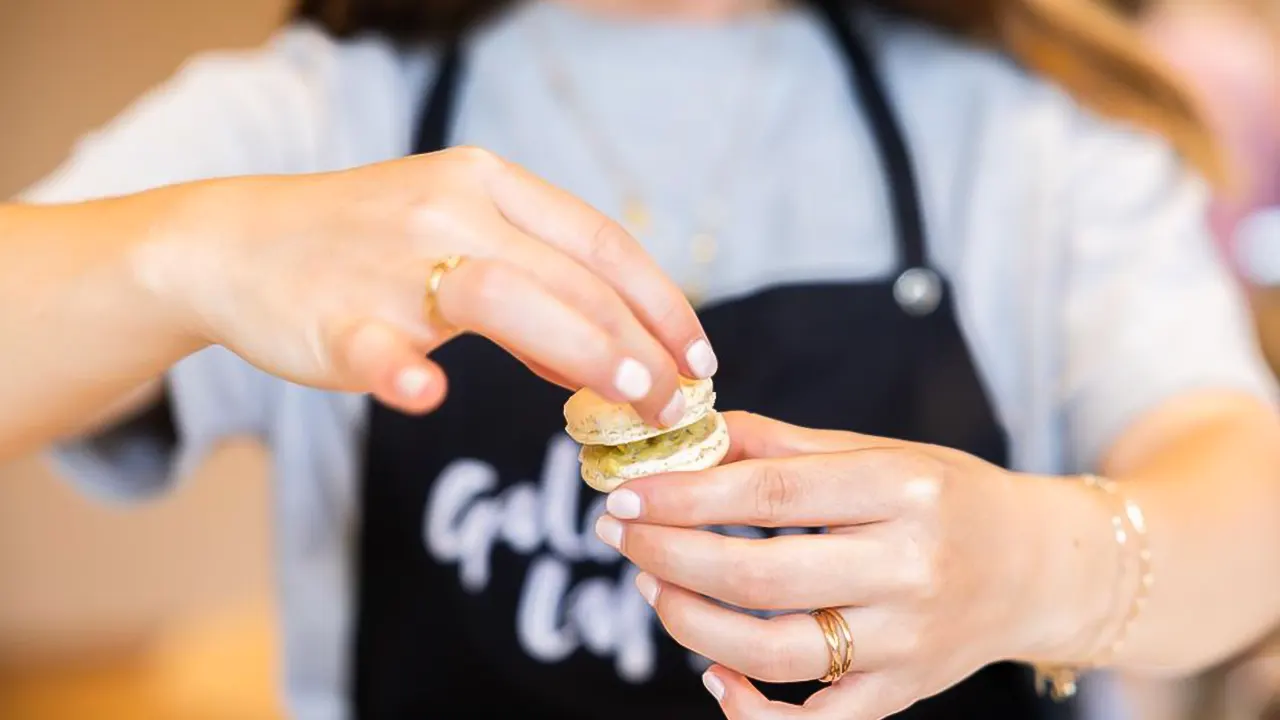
[[423, 255, 466, 326], [810, 607, 854, 683]]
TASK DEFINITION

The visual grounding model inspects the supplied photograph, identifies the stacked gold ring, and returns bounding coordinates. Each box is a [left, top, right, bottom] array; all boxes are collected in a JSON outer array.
[[810, 607, 854, 683], [423, 255, 466, 327]]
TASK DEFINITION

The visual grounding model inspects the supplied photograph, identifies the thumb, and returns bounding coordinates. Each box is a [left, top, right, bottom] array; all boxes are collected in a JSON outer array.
[[335, 319, 449, 414]]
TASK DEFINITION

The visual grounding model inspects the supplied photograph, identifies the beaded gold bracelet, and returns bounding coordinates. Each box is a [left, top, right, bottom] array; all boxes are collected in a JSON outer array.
[[1034, 474, 1153, 701]]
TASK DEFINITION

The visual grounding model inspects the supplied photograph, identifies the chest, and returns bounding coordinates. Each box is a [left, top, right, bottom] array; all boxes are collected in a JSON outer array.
[[453, 22, 916, 296]]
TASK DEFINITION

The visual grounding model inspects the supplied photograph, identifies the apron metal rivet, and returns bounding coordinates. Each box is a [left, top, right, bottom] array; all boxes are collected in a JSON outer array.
[[894, 267, 942, 317]]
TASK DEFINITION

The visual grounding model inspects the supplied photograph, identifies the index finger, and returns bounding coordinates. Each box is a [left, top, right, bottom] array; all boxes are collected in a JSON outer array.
[[483, 154, 717, 379], [720, 411, 907, 463], [610, 448, 921, 528]]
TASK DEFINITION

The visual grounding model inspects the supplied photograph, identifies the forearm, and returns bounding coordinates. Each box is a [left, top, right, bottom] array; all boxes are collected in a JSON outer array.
[[1028, 394, 1280, 676], [0, 189, 207, 460]]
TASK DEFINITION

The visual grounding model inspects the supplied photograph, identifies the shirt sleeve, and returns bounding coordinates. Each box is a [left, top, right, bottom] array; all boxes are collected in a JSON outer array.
[[1061, 120, 1278, 472], [20, 28, 332, 500], [55, 349, 276, 502]]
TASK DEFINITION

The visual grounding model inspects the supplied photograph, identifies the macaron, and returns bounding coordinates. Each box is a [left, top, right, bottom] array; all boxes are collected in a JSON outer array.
[[564, 377, 729, 492]]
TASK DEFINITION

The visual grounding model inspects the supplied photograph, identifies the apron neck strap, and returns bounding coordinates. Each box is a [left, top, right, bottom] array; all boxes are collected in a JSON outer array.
[[413, 42, 464, 155], [810, 0, 928, 270]]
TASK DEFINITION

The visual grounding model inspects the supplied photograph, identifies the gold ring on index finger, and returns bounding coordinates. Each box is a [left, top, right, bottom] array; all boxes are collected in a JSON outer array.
[[810, 607, 855, 683], [423, 255, 466, 329]]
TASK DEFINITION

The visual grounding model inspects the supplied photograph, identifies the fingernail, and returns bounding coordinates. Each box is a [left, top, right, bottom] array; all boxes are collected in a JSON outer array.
[[594, 515, 623, 550], [658, 389, 687, 427], [686, 339, 718, 378], [396, 367, 430, 399], [606, 489, 642, 519], [614, 358, 652, 401], [702, 670, 726, 702], [635, 572, 660, 606]]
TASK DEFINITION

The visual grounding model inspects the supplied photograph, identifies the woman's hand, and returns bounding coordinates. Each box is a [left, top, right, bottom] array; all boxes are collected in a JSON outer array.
[[137, 147, 714, 423], [594, 411, 1105, 719]]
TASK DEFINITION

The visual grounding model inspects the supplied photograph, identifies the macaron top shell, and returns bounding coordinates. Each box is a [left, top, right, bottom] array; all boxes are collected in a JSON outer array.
[[564, 376, 716, 446]]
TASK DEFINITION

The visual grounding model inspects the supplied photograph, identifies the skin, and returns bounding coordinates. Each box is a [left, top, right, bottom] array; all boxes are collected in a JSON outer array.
[[0, 147, 716, 461], [596, 402, 1280, 719]]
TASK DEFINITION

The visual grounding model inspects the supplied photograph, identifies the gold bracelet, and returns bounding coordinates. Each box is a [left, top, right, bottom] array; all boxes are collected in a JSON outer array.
[[1035, 474, 1153, 701]]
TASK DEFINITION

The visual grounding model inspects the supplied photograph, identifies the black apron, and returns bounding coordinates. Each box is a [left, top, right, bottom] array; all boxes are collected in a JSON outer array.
[[355, 2, 1058, 718]]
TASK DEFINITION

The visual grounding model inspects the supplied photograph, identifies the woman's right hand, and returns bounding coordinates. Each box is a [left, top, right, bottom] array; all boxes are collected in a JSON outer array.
[[137, 147, 715, 425]]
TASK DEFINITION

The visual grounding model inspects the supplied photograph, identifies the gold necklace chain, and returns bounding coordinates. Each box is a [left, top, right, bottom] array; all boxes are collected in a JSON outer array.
[[530, 7, 779, 304]]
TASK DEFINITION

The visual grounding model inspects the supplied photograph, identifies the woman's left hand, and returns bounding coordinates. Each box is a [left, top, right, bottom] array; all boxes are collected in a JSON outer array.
[[594, 411, 1088, 719]]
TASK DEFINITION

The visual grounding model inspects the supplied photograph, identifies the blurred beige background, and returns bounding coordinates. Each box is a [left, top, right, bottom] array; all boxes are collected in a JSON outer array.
[[0, 1, 288, 717]]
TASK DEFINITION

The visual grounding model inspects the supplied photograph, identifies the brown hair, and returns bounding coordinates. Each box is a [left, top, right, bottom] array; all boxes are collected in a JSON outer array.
[[293, 0, 1227, 185]]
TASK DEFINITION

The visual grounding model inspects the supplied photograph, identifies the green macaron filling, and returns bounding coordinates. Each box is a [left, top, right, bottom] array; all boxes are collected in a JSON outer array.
[[581, 413, 718, 476]]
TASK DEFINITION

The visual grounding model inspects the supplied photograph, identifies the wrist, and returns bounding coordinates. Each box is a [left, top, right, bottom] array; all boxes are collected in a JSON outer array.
[[124, 178, 260, 351], [1009, 474, 1120, 666], [37, 188, 212, 362]]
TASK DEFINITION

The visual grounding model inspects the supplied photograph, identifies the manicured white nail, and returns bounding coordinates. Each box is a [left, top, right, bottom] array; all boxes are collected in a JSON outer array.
[[686, 339, 718, 378], [594, 515, 623, 550], [396, 367, 430, 399], [702, 670, 726, 701], [635, 572, 660, 607], [658, 389, 687, 427], [614, 358, 652, 401], [606, 489, 642, 519]]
